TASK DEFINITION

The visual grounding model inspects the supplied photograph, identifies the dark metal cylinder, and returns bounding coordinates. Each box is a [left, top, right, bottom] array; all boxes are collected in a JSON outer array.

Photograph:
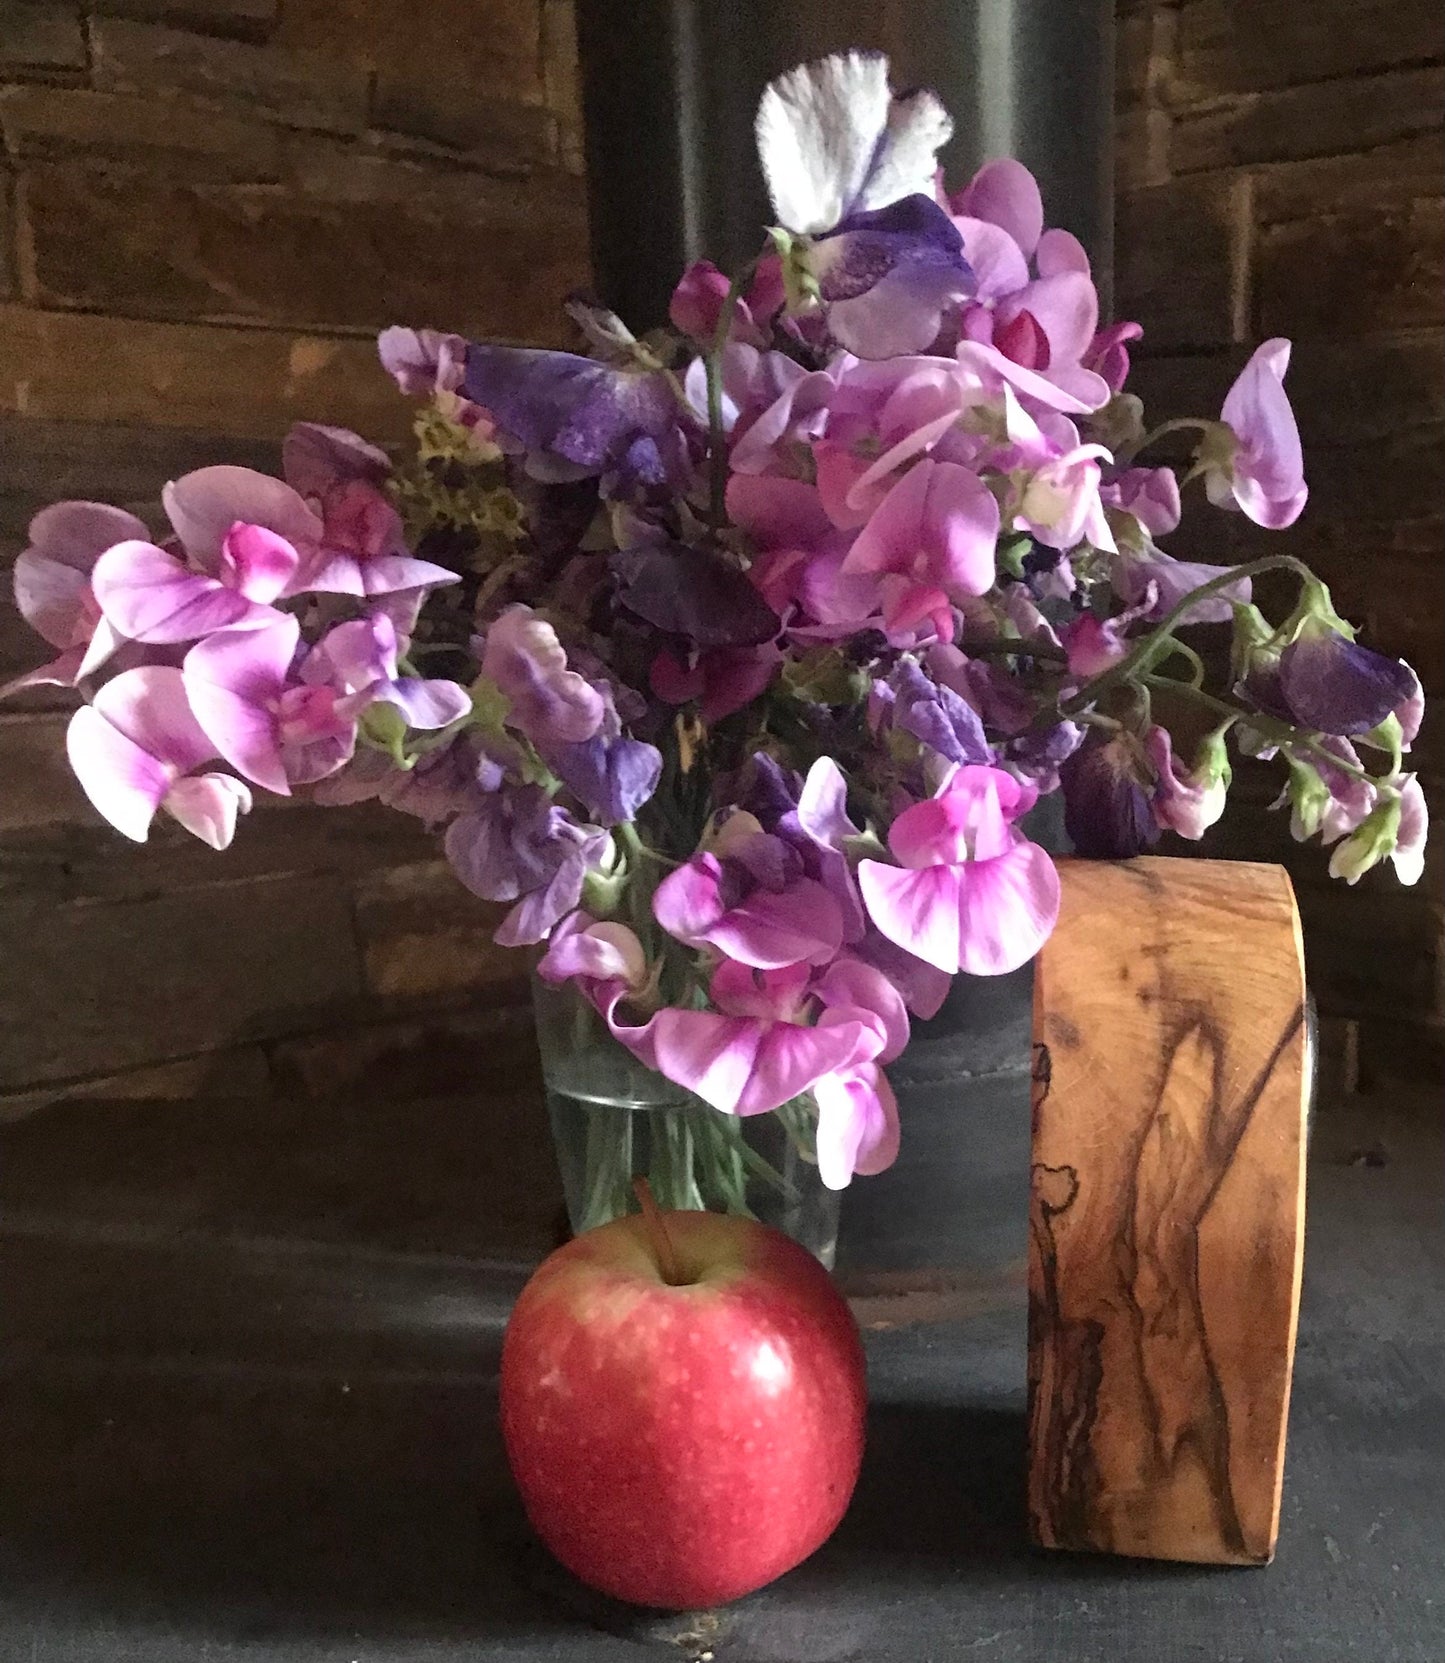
[[575, 0, 1115, 331]]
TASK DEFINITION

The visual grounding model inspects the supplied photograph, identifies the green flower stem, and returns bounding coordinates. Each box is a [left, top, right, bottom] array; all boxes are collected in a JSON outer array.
[[1116, 415, 1213, 467], [704, 263, 757, 530], [1063, 554, 1314, 717], [1140, 673, 1377, 784], [959, 637, 1068, 662]]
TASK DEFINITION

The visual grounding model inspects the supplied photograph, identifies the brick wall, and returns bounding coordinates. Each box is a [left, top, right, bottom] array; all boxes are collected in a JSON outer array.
[[2, 2, 1439, 1111], [0, 0, 586, 1110], [1115, 0, 1445, 1078]]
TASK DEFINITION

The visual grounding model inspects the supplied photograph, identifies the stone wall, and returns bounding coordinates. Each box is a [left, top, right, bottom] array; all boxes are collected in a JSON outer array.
[[1114, 0, 1444, 1081], [0, 0, 586, 1110]]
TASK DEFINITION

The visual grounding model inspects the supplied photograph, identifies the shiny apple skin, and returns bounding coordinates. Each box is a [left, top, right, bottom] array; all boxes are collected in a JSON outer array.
[[500, 1208, 867, 1610]]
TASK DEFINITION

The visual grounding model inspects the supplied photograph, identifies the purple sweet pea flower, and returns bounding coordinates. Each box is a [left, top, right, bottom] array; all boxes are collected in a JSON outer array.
[[1111, 544, 1252, 626], [462, 344, 688, 490], [1204, 339, 1308, 530], [859, 764, 1059, 975], [1059, 730, 1160, 858], [882, 656, 991, 768], [66, 665, 252, 847], [548, 686, 663, 827], [479, 605, 606, 747], [182, 617, 356, 795], [1276, 628, 1420, 738], [610, 542, 781, 649], [755, 52, 973, 357], [444, 784, 609, 946], [3, 500, 148, 692]]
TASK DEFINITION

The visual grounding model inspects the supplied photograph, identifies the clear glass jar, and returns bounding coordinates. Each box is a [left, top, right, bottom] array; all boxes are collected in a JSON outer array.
[[531, 974, 840, 1266]]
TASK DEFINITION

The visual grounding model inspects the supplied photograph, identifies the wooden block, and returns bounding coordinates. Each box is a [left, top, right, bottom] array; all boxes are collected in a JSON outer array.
[[1027, 857, 1309, 1565]]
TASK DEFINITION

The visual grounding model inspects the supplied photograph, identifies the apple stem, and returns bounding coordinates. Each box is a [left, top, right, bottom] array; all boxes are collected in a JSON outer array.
[[632, 1177, 687, 1286]]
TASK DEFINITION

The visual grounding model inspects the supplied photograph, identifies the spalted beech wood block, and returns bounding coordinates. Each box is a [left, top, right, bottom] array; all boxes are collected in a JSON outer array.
[[1027, 857, 1308, 1566]]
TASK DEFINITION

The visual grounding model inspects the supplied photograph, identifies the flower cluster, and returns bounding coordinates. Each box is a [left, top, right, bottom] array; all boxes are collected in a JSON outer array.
[[5, 51, 1426, 1189]]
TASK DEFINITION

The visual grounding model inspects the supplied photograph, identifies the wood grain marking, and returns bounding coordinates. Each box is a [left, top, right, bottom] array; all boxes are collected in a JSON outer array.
[[1027, 859, 1309, 1565]]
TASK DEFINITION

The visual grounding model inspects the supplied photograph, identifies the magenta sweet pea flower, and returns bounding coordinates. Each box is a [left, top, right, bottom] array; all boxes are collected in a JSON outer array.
[[537, 911, 649, 992], [650, 644, 780, 724], [859, 764, 1059, 974], [949, 157, 1111, 410], [841, 458, 999, 640], [603, 959, 886, 1121], [66, 665, 251, 847], [1205, 339, 1308, 529], [3, 500, 147, 692], [183, 617, 354, 795], [653, 818, 845, 971]]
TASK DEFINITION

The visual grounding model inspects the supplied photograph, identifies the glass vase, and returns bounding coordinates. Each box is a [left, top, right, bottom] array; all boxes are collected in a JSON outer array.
[[531, 974, 840, 1266]]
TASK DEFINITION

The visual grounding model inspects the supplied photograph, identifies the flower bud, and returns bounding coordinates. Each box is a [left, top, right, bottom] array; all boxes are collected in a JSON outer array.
[[1327, 794, 1401, 885]]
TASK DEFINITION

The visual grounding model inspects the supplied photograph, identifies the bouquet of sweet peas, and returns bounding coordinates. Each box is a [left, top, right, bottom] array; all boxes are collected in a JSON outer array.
[[5, 52, 1425, 1206]]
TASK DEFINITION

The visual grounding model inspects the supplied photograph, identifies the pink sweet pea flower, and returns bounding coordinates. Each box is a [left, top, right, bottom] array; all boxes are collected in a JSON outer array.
[[66, 665, 251, 847], [841, 458, 999, 640], [1101, 466, 1181, 540], [653, 821, 845, 971], [4, 501, 147, 692], [1144, 726, 1228, 841], [949, 158, 1111, 410], [302, 613, 472, 731], [859, 764, 1060, 974], [1016, 444, 1117, 552], [91, 524, 295, 645], [812, 1064, 900, 1189], [537, 911, 649, 992], [183, 617, 354, 795], [281, 425, 460, 598], [1205, 339, 1308, 529], [162, 466, 322, 574]]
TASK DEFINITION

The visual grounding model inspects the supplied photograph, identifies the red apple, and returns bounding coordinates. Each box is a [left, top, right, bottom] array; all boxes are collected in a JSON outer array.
[[500, 1205, 867, 1609]]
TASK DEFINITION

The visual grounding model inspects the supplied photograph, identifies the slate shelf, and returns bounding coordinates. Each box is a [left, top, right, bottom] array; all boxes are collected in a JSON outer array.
[[1, 1084, 1440, 1663]]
